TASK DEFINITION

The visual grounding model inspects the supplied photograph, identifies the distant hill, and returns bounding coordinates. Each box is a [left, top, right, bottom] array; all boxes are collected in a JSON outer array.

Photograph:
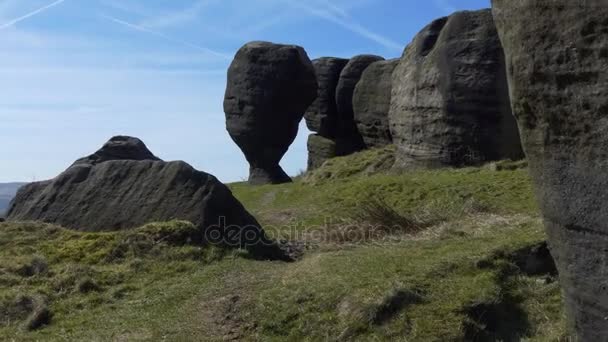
[[0, 182, 27, 217]]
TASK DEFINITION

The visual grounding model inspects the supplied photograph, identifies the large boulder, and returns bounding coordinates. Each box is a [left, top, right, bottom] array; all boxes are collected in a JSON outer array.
[[335, 54, 385, 155], [304, 57, 349, 138], [7, 136, 286, 260], [353, 59, 399, 148], [224, 41, 318, 185], [307, 134, 337, 170], [492, 1, 608, 338], [389, 9, 523, 169]]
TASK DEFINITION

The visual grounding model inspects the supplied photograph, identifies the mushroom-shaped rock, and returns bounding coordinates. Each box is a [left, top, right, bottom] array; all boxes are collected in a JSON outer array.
[[353, 59, 399, 148], [492, 1, 608, 338], [307, 134, 337, 170], [335, 54, 385, 155], [304, 57, 349, 138], [389, 9, 523, 169], [224, 41, 318, 185], [7, 136, 287, 260]]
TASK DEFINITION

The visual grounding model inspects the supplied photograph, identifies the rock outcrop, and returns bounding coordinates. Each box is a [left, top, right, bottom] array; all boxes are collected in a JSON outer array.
[[389, 9, 523, 169], [7, 136, 286, 260], [307, 134, 337, 170], [353, 59, 399, 148], [304, 57, 349, 138], [72, 136, 160, 166], [492, 0, 608, 338], [224, 41, 317, 185], [335, 54, 385, 155]]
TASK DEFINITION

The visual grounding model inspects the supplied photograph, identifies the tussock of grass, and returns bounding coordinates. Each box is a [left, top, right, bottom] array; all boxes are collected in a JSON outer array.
[[0, 294, 51, 331], [348, 194, 492, 236], [349, 195, 426, 234]]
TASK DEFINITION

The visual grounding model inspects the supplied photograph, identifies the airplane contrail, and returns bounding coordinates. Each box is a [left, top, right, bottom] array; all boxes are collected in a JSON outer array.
[[102, 14, 231, 60], [284, 0, 402, 52], [0, 0, 66, 30]]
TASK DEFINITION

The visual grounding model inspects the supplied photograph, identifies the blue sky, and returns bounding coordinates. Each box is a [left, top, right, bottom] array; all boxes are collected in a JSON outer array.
[[0, 0, 490, 183]]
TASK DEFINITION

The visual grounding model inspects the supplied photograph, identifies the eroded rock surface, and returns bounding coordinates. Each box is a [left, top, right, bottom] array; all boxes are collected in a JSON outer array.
[[307, 134, 337, 170], [8, 136, 286, 260], [305, 57, 349, 137], [353, 59, 399, 148], [492, 0, 608, 337], [224, 41, 317, 185], [335, 54, 385, 155], [389, 9, 523, 169]]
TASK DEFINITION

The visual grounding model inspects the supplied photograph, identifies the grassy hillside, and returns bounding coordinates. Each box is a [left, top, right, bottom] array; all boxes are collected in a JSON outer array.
[[0, 148, 569, 341]]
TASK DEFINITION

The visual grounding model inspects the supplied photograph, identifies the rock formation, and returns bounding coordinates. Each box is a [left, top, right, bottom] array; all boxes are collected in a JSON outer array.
[[389, 9, 523, 169], [72, 136, 160, 166], [492, 0, 608, 338], [307, 134, 337, 170], [304, 57, 349, 170], [335, 54, 385, 155], [304, 57, 349, 138], [7, 136, 286, 260], [353, 59, 399, 148], [224, 41, 317, 185]]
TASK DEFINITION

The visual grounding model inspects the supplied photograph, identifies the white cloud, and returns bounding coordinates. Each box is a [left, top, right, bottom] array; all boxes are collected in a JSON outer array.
[[0, 0, 66, 30]]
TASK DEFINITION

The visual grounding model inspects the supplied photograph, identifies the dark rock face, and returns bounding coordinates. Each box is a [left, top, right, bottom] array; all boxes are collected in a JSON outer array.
[[224, 41, 318, 185], [335, 54, 385, 155], [72, 136, 160, 166], [304, 57, 349, 137], [353, 59, 399, 148], [511, 242, 557, 277], [7, 136, 286, 260], [307, 134, 337, 170], [389, 9, 523, 169], [492, 1, 608, 337]]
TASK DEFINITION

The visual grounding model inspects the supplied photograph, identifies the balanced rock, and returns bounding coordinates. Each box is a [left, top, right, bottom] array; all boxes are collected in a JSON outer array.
[[224, 41, 317, 185], [353, 59, 399, 148], [389, 9, 523, 169], [307, 134, 337, 170], [493, 1, 608, 337], [7, 136, 286, 260], [304, 57, 349, 137], [335, 54, 385, 155]]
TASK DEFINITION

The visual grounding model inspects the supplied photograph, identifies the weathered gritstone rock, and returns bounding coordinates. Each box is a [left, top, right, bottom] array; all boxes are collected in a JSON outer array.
[[224, 41, 317, 185], [72, 135, 160, 166], [307, 134, 337, 170], [305, 57, 350, 138], [492, 0, 608, 338], [353, 59, 399, 148], [7, 136, 287, 260], [389, 9, 523, 169], [335, 54, 385, 156]]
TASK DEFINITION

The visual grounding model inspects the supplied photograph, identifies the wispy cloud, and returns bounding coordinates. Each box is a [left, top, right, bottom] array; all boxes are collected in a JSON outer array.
[[284, 0, 403, 51], [0, 0, 66, 30], [101, 14, 231, 60], [139, 0, 219, 30]]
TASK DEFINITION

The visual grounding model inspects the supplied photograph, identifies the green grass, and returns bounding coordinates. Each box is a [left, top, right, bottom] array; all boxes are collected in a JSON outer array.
[[0, 147, 568, 341], [229, 147, 537, 237]]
